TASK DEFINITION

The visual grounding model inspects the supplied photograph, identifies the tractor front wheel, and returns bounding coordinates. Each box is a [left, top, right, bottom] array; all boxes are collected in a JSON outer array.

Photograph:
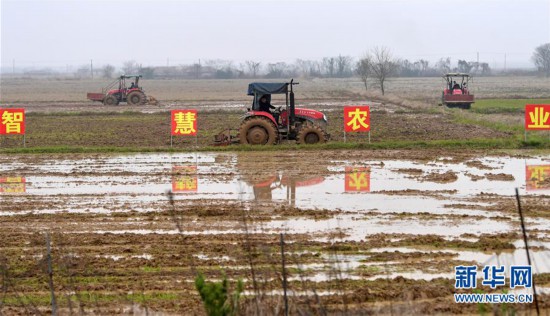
[[127, 91, 147, 105], [296, 122, 327, 145], [238, 117, 278, 145], [103, 95, 119, 106]]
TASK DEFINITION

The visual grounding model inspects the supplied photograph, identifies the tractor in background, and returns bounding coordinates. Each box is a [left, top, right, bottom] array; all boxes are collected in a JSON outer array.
[[87, 75, 148, 106], [440, 73, 475, 109], [214, 79, 329, 145]]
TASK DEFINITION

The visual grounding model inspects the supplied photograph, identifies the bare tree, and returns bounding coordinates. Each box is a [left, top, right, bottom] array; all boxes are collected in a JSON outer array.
[[356, 56, 372, 91], [322, 57, 336, 77], [245, 60, 261, 78], [532, 43, 550, 77], [368, 47, 399, 95], [101, 64, 115, 78], [336, 55, 352, 77], [435, 57, 451, 73], [122, 60, 139, 74]]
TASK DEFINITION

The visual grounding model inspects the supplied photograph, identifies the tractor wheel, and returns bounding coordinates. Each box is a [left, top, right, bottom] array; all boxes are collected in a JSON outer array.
[[103, 95, 119, 106], [238, 116, 278, 145], [296, 122, 327, 145], [127, 91, 147, 105]]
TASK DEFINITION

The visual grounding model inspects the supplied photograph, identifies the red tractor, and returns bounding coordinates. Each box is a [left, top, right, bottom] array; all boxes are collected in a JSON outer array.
[[440, 73, 474, 109], [87, 75, 148, 106], [215, 80, 329, 145]]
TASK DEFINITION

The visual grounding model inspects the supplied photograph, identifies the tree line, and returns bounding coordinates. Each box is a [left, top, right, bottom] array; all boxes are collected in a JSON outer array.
[[72, 42, 550, 95]]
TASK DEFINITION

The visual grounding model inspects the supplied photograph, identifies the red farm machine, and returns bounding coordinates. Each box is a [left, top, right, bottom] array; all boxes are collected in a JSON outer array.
[[214, 79, 329, 145], [87, 75, 148, 106], [440, 73, 475, 109]]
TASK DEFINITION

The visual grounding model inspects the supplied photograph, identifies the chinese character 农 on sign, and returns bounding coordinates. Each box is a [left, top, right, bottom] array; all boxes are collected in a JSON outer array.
[[344, 167, 370, 192], [344, 106, 370, 132], [171, 110, 197, 136], [525, 104, 550, 130], [0, 109, 25, 135]]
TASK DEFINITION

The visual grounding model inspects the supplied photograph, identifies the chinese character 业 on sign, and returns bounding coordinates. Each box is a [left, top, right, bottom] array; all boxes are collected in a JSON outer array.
[[525, 104, 550, 130], [345, 167, 370, 192], [171, 110, 197, 136], [1, 109, 25, 135], [344, 106, 370, 132], [526, 165, 550, 191], [172, 166, 198, 192]]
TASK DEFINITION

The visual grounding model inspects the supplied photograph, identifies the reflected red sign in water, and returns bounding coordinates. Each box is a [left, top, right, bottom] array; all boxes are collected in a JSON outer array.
[[526, 165, 550, 191], [0, 177, 26, 193], [172, 166, 198, 192], [345, 167, 370, 192]]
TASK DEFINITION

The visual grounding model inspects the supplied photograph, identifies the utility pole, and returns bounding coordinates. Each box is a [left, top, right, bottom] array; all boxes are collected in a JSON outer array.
[[90, 59, 93, 79], [12, 59, 15, 75]]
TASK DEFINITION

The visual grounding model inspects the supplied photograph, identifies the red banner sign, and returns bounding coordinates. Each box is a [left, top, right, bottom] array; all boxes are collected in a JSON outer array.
[[1, 109, 25, 135], [525, 105, 550, 130], [345, 167, 370, 192], [344, 106, 370, 132], [172, 166, 198, 192], [526, 165, 550, 191], [0, 177, 26, 193], [171, 110, 197, 136]]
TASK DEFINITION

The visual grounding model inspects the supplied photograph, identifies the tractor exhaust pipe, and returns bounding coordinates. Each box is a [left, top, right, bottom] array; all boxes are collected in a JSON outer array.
[[289, 79, 298, 125]]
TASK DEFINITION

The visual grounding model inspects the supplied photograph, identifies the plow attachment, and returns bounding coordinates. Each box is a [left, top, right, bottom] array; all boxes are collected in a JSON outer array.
[[213, 129, 239, 146]]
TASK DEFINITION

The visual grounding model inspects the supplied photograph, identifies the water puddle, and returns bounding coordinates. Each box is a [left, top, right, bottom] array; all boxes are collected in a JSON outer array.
[[2, 152, 549, 241]]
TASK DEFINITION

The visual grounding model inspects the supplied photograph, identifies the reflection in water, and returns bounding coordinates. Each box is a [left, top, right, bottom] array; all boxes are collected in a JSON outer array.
[[172, 165, 198, 192], [0, 176, 26, 194], [526, 165, 550, 191]]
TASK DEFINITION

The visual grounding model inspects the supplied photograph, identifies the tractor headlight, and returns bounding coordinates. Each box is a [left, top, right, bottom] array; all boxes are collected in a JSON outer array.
[[323, 114, 327, 122]]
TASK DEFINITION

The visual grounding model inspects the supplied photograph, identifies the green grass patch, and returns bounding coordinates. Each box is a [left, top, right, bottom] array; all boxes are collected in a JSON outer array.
[[2, 137, 550, 154], [472, 98, 550, 114]]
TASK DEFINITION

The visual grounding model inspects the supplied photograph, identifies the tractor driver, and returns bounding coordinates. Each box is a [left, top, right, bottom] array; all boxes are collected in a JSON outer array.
[[129, 82, 136, 89], [258, 95, 279, 125]]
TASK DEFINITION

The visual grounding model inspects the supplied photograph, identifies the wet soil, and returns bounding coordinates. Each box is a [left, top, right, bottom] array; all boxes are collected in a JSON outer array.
[[1, 150, 549, 314]]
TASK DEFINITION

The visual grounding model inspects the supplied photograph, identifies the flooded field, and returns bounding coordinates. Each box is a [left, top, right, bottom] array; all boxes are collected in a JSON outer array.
[[1, 150, 549, 314]]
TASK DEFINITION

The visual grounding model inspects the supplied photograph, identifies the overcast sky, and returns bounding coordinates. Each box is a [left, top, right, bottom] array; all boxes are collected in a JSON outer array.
[[1, 0, 549, 70]]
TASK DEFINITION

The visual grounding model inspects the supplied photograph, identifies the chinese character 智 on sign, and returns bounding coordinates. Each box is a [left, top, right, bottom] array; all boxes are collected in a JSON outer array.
[[0, 109, 25, 135], [525, 104, 550, 130], [344, 106, 370, 132], [171, 110, 197, 136]]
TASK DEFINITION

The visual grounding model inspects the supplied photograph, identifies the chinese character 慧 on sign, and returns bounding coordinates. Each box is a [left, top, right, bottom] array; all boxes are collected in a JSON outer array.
[[1, 109, 25, 135], [344, 106, 370, 132], [171, 110, 197, 136], [525, 104, 550, 130]]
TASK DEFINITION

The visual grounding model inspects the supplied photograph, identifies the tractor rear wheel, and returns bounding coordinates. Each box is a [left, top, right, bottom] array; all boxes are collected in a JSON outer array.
[[296, 122, 327, 145], [127, 91, 147, 105], [103, 95, 119, 106], [238, 117, 278, 145]]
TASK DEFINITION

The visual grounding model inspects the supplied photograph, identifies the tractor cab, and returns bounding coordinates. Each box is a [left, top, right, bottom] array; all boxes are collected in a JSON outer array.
[[440, 73, 474, 109], [87, 75, 148, 106], [213, 79, 329, 146]]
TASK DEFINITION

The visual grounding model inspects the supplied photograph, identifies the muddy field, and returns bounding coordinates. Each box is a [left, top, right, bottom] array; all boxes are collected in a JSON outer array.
[[1, 77, 550, 315], [1, 150, 550, 314]]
